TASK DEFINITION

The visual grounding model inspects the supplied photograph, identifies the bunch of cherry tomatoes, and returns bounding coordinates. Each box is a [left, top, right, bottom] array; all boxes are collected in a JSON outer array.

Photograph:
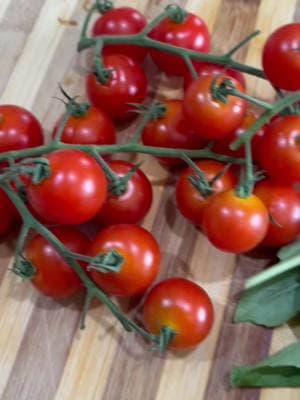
[[1, 3, 300, 350]]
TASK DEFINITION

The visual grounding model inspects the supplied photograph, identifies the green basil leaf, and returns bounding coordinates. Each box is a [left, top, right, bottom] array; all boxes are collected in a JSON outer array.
[[234, 268, 300, 327], [231, 341, 300, 387]]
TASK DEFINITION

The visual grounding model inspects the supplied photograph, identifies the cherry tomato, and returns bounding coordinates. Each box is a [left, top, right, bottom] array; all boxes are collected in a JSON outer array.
[[92, 7, 147, 62], [203, 189, 268, 253], [263, 23, 300, 91], [183, 62, 246, 91], [213, 110, 265, 160], [149, 12, 210, 76], [0, 188, 18, 236], [52, 106, 116, 147], [0, 105, 43, 153], [89, 224, 160, 296], [142, 277, 214, 349], [183, 74, 247, 140], [25, 227, 90, 298], [27, 150, 108, 225], [176, 160, 237, 227], [86, 54, 148, 122], [257, 116, 300, 184], [95, 160, 152, 226], [254, 180, 300, 247], [142, 99, 205, 165]]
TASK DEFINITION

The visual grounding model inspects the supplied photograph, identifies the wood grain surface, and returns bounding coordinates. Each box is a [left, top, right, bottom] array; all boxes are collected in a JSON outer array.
[[0, 1, 300, 399]]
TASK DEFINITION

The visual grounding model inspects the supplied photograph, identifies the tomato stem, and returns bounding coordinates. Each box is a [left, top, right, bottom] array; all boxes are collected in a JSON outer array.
[[95, 0, 114, 14], [78, 3, 265, 79], [225, 30, 260, 58], [235, 139, 254, 198], [231, 90, 300, 150], [181, 154, 214, 197], [0, 181, 171, 349]]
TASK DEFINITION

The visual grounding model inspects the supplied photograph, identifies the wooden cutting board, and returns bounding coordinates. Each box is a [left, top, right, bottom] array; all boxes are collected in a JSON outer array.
[[0, 1, 299, 399]]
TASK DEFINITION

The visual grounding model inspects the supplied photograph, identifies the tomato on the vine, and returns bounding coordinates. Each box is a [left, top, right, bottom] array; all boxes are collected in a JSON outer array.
[[254, 180, 300, 247], [176, 160, 237, 227], [89, 224, 160, 297], [25, 227, 90, 298], [86, 54, 148, 122], [149, 12, 210, 76], [0, 188, 18, 236], [52, 106, 116, 147], [0, 105, 43, 154], [27, 150, 108, 225], [212, 110, 265, 160], [183, 74, 247, 140], [142, 277, 214, 349], [263, 23, 300, 91], [95, 160, 152, 226], [203, 189, 269, 253], [92, 7, 147, 62], [183, 62, 246, 91], [142, 99, 205, 165], [257, 116, 300, 184]]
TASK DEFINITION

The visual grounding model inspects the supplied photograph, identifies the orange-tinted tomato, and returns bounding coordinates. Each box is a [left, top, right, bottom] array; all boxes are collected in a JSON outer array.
[[203, 189, 269, 253], [183, 75, 247, 140], [143, 277, 214, 349]]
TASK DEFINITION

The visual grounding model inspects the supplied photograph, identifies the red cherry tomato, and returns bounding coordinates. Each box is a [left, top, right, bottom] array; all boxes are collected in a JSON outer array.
[[149, 12, 210, 76], [203, 189, 268, 253], [86, 54, 148, 122], [257, 116, 300, 184], [213, 110, 265, 160], [183, 62, 246, 91], [27, 150, 108, 225], [183, 75, 247, 140], [142, 277, 214, 349], [142, 99, 205, 165], [0, 188, 18, 236], [89, 224, 160, 296], [95, 160, 152, 226], [263, 23, 300, 91], [25, 227, 90, 298], [254, 180, 300, 247], [92, 7, 147, 62], [52, 106, 116, 147], [176, 160, 237, 226], [0, 105, 43, 153]]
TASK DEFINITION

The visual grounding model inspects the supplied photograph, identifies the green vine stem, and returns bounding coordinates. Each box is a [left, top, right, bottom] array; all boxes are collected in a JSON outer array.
[[235, 139, 255, 198], [231, 90, 300, 150], [77, 3, 265, 79], [0, 181, 174, 350]]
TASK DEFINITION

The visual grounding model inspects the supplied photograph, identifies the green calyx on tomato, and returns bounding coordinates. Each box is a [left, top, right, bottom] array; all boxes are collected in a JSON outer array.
[[95, 0, 114, 14], [58, 84, 90, 118], [165, 4, 187, 24], [12, 256, 36, 280], [88, 249, 124, 273]]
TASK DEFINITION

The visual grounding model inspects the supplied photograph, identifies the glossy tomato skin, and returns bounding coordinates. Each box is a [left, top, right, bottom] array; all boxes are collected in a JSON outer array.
[[143, 277, 214, 349], [92, 7, 147, 62], [53, 106, 116, 147], [263, 23, 300, 91], [183, 62, 246, 91], [149, 13, 210, 76], [213, 110, 265, 159], [86, 54, 148, 122], [176, 160, 237, 226], [0, 188, 18, 236], [89, 224, 160, 296], [142, 99, 205, 165], [95, 160, 152, 226], [25, 227, 90, 298], [27, 150, 107, 225], [203, 189, 269, 253], [257, 116, 300, 184], [254, 180, 300, 247], [183, 75, 247, 140], [0, 105, 43, 153]]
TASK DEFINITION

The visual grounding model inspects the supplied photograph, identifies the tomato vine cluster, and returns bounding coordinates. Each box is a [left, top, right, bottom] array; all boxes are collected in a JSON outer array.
[[1, 1, 300, 361]]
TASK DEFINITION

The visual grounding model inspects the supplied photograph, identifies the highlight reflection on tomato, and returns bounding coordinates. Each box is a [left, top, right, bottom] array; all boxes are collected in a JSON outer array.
[[143, 277, 214, 349]]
